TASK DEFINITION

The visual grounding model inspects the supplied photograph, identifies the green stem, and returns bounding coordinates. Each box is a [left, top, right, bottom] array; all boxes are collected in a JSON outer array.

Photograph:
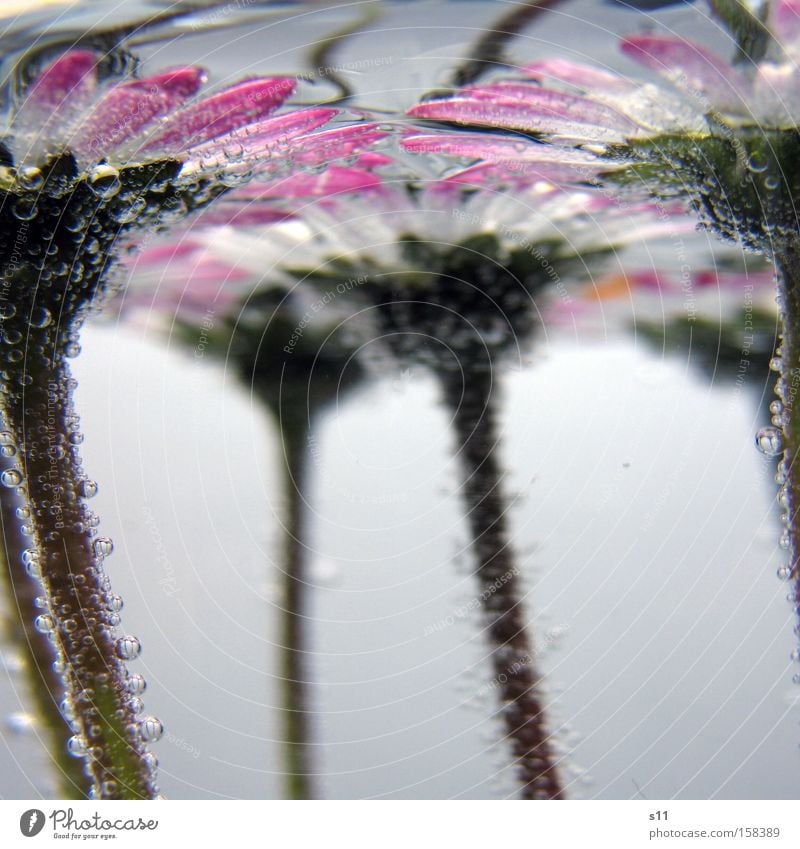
[[441, 370, 564, 800], [0, 477, 90, 797], [773, 243, 800, 611], [276, 417, 315, 800]]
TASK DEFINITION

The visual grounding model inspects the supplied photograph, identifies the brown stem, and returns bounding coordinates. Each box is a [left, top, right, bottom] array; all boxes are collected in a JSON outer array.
[[442, 370, 564, 800]]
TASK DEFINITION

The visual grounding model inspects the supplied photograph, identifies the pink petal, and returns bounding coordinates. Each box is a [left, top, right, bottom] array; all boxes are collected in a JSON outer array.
[[24, 50, 97, 114], [183, 107, 337, 171], [402, 131, 607, 166], [290, 123, 389, 166], [439, 160, 596, 188], [192, 206, 291, 227], [772, 0, 800, 47], [143, 76, 296, 154], [521, 58, 636, 94], [354, 151, 394, 168], [266, 165, 384, 197], [76, 67, 206, 159], [621, 36, 749, 110], [460, 82, 640, 131], [15, 50, 98, 151], [409, 97, 626, 141], [133, 240, 204, 267]]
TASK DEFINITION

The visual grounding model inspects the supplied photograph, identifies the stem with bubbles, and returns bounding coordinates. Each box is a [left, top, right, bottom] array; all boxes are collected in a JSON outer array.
[[0, 321, 157, 798], [771, 243, 800, 641], [0, 472, 90, 797], [441, 369, 564, 800]]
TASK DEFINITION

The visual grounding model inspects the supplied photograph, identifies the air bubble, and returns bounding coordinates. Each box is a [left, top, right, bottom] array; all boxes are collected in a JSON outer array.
[[755, 426, 783, 456], [79, 479, 98, 498], [780, 530, 791, 550], [88, 164, 121, 199], [17, 166, 44, 190], [777, 564, 793, 581], [67, 735, 87, 758], [111, 197, 147, 225], [34, 615, 54, 634], [12, 198, 37, 220], [29, 307, 52, 328], [93, 537, 114, 558], [126, 673, 146, 695], [115, 635, 141, 660], [139, 716, 163, 742], [107, 594, 123, 611], [1, 468, 23, 487]]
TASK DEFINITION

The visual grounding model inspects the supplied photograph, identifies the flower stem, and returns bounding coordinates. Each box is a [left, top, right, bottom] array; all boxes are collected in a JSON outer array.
[[0, 326, 154, 799], [450, 0, 564, 87], [0, 477, 90, 797], [772, 243, 800, 616], [276, 416, 315, 800], [441, 370, 564, 800]]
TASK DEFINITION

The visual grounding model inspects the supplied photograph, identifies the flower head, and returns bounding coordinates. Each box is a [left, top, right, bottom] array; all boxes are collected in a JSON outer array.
[[121, 152, 692, 384], [0, 49, 385, 328], [406, 1, 800, 255]]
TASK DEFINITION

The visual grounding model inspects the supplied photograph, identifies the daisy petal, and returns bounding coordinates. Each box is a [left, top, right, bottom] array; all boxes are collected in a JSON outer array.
[[621, 36, 749, 111], [75, 67, 207, 161], [451, 83, 640, 132], [409, 97, 627, 142], [182, 107, 337, 174], [24, 50, 97, 115], [773, 0, 800, 46], [289, 123, 389, 166], [15, 50, 98, 159], [143, 76, 296, 154], [522, 58, 637, 94]]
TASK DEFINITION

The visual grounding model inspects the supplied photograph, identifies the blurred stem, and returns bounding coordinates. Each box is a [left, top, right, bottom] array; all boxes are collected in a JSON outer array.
[[1, 328, 153, 799], [0, 481, 89, 798], [450, 0, 563, 87], [276, 414, 315, 800], [441, 370, 564, 800], [306, 2, 382, 104]]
